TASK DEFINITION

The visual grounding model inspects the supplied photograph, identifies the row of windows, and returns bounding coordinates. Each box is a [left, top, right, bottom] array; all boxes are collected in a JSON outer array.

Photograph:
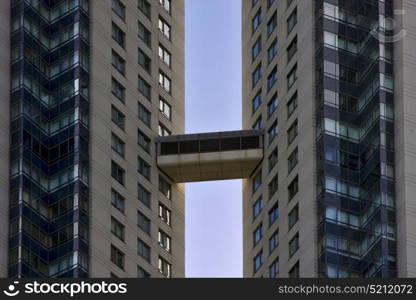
[[252, 189, 299, 236], [111, 160, 172, 199], [109, 0, 176, 276], [252, 2, 297, 36], [110, 0, 174, 270], [111, 188, 171, 226], [252, 152, 298, 196], [136, 16, 171, 47], [112, 70, 172, 102], [253, 251, 299, 277], [111, 216, 172, 252], [250, 2, 300, 277], [111, 4, 174, 131], [111, 244, 172, 278], [111, 0, 177, 277], [250, 1, 299, 140]]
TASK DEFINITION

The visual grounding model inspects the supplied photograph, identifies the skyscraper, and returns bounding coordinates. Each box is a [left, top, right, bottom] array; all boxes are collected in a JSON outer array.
[[242, 0, 416, 278], [3, 0, 416, 280], [4, 0, 185, 278]]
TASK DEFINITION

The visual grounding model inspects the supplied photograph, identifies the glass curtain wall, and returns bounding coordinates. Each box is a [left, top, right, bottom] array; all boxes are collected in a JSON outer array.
[[315, 0, 396, 278], [8, 0, 90, 278]]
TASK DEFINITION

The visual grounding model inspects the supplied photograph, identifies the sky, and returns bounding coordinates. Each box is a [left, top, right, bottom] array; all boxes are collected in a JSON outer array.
[[184, 0, 243, 277]]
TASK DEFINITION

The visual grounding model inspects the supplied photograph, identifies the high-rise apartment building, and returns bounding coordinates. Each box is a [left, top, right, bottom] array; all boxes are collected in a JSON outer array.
[[3, 0, 185, 278], [242, 0, 416, 278], [2, 0, 416, 280]]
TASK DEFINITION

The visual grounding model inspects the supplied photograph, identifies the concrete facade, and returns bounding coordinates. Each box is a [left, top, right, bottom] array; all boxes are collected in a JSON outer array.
[[88, 0, 185, 277], [2, 0, 416, 279], [242, 0, 317, 277], [393, 0, 416, 277], [3, 0, 184, 278]]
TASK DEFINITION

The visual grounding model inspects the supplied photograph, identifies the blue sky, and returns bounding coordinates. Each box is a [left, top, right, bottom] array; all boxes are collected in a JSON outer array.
[[184, 0, 243, 277]]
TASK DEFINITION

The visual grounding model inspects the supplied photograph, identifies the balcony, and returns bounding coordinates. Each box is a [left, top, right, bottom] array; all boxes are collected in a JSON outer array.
[[155, 130, 263, 183]]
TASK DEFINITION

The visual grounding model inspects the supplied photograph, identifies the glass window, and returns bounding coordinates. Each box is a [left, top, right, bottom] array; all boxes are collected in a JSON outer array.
[[138, 48, 151, 73], [111, 106, 125, 130], [138, 183, 151, 208], [111, 245, 124, 269], [159, 72, 171, 93], [269, 259, 279, 278], [159, 176, 172, 199], [267, 67, 278, 90], [269, 230, 279, 253], [158, 44, 171, 67], [138, 211, 150, 234], [287, 119, 298, 146], [253, 170, 262, 193], [268, 121, 278, 145], [112, 77, 125, 102], [111, 133, 125, 157], [159, 0, 171, 13], [111, 189, 125, 212], [138, 22, 151, 47], [159, 203, 171, 226], [138, 130, 151, 153], [138, 0, 151, 18], [111, 217, 125, 241], [268, 39, 278, 63], [267, 94, 278, 118], [137, 156, 151, 180], [289, 261, 300, 278], [158, 257, 171, 278], [380, 74, 394, 91], [288, 148, 298, 173], [137, 239, 151, 262], [287, 92, 298, 118], [267, 12, 277, 36], [111, 161, 125, 185], [252, 90, 262, 113], [138, 76, 151, 99], [158, 18, 171, 40], [288, 204, 299, 229], [269, 203, 279, 226], [254, 223, 263, 245], [287, 64, 297, 89], [287, 36, 297, 62], [158, 230, 171, 252], [252, 36, 262, 60], [289, 233, 299, 257], [288, 175, 299, 201], [287, 8, 297, 35], [159, 97, 172, 120], [252, 116, 262, 130], [138, 103, 151, 126], [253, 197, 263, 219], [268, 147, 278, 171], [252, 64, 262, 87], [112, 0, 126, 20], [268, 174, 278, 199], [112, 23, 125, 48], [112, 50, 125, 75], [137, 266, 150, 278], [159, 123, 171, 137], [253, 251, 263, 273], [252, 9, 262, 32]]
